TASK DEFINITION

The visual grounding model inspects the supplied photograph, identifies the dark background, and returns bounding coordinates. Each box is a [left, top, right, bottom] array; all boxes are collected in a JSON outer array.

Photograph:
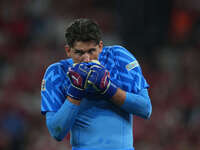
[[0, 0, 200, 149]]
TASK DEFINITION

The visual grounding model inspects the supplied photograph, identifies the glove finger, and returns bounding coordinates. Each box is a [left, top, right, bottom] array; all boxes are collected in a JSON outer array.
[[87, 81, 101, 92], [72, 63, 78, 67], [90, 65, 105, 75], [91, 60, 101, 65], [79, 63, 91, 74], [87, 70, 98, 84], [87, 61, 104, 68]]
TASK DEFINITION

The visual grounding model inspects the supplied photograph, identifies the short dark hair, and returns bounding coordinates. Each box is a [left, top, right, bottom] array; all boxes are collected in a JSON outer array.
[[65, 18, 102, 47]]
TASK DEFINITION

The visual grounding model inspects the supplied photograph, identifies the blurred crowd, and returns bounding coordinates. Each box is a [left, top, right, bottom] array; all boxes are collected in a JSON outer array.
[[0, 0, 200, 150]]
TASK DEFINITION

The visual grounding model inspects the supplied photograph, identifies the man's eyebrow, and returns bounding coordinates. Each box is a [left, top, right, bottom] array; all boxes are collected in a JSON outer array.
[[73, 49, 86, 54], [74, 49, 83, 52], [88, 48, 96, 51], [74, 48, 96, 52]]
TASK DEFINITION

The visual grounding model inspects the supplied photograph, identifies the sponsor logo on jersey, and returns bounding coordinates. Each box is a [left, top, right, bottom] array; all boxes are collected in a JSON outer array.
[[126, 60, 139, 71], [41, 79, 46, 91]]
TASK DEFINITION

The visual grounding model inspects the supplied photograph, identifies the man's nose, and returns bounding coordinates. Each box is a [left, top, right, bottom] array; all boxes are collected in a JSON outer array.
[[82, 53, 90, 62]]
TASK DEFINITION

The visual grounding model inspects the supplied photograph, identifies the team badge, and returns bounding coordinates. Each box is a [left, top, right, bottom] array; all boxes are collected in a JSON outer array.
[[126, 60, 139, 71], [41, 79, 46, 91]]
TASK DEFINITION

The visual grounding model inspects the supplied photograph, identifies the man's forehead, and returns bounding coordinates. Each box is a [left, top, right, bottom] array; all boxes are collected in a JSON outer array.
[[73, 41, 98, 50]]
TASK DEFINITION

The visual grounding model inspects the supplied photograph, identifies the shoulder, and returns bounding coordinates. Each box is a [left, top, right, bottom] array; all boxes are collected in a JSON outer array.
[[100, 45, 137, 68], [44, 62, 63, 76], [103, 45, 125, 52], [106, 45, 137, 63], [103, 45, 130, 51], [43, 58, 72, 79], [103, 45, 135, 58], [110, 46, 141, 73]]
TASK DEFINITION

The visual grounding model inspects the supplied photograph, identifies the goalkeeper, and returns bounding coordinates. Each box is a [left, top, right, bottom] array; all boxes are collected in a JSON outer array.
[[41, 18, 152, 150]]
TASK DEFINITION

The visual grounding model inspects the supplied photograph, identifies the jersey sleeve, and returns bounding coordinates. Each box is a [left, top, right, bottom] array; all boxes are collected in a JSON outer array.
[[40, 63, 67, 115], [113, 46, 149, 93]]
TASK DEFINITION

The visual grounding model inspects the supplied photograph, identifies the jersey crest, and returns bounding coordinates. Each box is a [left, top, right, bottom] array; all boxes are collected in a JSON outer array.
[[41, 79, 46, 91]]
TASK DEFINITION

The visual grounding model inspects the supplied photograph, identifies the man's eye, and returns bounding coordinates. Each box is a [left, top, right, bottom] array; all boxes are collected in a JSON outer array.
[[75, 51, 84, 55], [88, 49, 95, 54]]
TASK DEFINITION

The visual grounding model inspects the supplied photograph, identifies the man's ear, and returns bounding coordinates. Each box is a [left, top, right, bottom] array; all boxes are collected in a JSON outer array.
[[65, 45, 71, 57], [99, 41, 103, 53]]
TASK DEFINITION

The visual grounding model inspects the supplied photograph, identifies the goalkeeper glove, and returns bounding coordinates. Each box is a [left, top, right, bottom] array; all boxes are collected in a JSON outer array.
[[87, 63, 117, 99], [67, 63, 91, 100]]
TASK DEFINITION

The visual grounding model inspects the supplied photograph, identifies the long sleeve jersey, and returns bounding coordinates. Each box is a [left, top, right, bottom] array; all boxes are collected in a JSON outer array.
[[41, 45, 152, 150]]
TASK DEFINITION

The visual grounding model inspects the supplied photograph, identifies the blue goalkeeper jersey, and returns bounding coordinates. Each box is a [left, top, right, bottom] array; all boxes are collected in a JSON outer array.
[[41, 45, 149, 150]]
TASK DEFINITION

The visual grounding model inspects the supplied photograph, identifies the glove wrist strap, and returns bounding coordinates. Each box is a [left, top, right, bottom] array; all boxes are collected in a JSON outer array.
[[103, 82, 117, 99], [67, 85, 84, 101]]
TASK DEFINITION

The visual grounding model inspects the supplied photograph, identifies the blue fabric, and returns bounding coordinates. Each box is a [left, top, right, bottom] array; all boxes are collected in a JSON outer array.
[[40, 45, 151, 149], [41, 62, 70, 114], [121, 89, 152, 119], [72, 148, 134, 150], [46, 100, 80, 141], [98, 45, 149, 93]]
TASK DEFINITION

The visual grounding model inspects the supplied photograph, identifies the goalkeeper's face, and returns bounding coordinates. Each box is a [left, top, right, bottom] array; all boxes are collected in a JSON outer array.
[[65, 41, 103, 63]]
